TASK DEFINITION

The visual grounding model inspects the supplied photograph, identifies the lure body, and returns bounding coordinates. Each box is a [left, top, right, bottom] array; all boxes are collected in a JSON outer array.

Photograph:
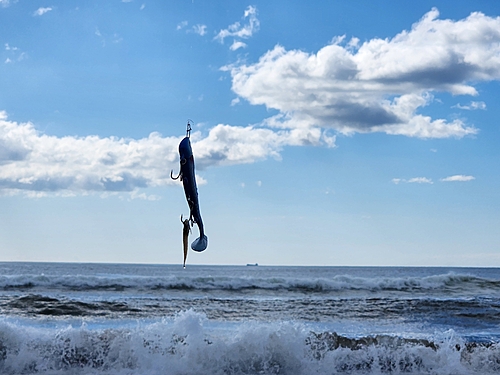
[[173, 136, 208, 252]]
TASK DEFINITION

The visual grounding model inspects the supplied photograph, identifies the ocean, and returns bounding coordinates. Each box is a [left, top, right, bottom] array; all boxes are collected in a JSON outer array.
[[0, 262, 499, 375]]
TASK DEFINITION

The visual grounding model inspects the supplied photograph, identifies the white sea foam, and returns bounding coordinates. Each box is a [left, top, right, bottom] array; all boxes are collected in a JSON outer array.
[[1, 264, 499, 374], [0, 311, 498, 375]]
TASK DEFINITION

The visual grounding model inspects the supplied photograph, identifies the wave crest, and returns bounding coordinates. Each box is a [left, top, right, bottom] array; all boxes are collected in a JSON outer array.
[[0, 312, 499, 374]]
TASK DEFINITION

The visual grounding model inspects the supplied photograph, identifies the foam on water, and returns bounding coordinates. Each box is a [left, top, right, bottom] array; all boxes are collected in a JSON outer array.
[[0, 310, 499, 375], [1, 264, 500, 374]]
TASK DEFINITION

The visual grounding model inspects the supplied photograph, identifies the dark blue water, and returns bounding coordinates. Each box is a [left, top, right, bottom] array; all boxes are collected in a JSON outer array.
[[0, 262, 499, 374]]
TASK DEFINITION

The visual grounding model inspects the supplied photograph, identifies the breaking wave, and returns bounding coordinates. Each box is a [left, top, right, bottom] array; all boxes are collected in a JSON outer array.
[[0, 310, 498, 375]]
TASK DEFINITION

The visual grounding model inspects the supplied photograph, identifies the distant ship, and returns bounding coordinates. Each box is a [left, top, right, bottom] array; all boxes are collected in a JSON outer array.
[[246, 263, 258, 266]]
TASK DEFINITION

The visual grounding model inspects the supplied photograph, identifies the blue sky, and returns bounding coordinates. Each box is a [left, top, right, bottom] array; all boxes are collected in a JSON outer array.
[[1, 0, 500, 266]]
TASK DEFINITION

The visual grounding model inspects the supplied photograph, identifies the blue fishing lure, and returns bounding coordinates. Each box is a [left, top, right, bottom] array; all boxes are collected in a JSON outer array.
[[171, 123, 208, 252]]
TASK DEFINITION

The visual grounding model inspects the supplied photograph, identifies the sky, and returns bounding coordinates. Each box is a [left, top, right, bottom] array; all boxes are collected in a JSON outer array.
[[1, 0, 500, 266]]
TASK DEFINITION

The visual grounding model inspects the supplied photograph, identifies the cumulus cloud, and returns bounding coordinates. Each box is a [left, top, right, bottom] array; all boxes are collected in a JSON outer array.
[[191, 123, 334, 169], [0, 112, 179, 196], [214, 5, 259, 47], [224, 8, 500, 138], [33, 7, 52, 16], [0, 112, 331, 196], [440, 175, 475, 182]]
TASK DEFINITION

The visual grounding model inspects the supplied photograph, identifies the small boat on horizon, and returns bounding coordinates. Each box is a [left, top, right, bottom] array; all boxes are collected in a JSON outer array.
[[246, 263, 258, 267]]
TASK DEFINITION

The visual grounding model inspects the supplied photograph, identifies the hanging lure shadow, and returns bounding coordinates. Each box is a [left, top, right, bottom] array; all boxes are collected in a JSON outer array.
[[171, 122, 208, 256]]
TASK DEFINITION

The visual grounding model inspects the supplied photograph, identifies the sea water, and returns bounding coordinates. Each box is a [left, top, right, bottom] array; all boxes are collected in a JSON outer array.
[[0, 262, 499, 374]]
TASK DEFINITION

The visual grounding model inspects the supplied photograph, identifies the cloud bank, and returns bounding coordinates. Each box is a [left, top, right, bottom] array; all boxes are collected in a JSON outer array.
[[0, 112, 328, 196], [225, 9, 500, 138]]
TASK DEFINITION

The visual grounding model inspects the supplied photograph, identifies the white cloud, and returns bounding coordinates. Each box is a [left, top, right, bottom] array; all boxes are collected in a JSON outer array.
[[192, 24, 207, 36], [392, 177, 433, 184], [0, 111, 179, 196], [177, 22, 207, 36], [230, 40, 247, 51], [453, 101, 487, 110], [393, 175, 476, 184], [4, 43, 26, 63], [176, 21, 188, 31], [0, 0, 15, 7], [0, 112, 333, 196], [224, 9, 500, 139], [4, 43, 17, 51], [128, 191, 161, 201], [192, 124, 283, 169], [33, 7, 52, 16], [408, 177, 433, 184], [440, 175, 475, 182], [214, 5, 259, 47]]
